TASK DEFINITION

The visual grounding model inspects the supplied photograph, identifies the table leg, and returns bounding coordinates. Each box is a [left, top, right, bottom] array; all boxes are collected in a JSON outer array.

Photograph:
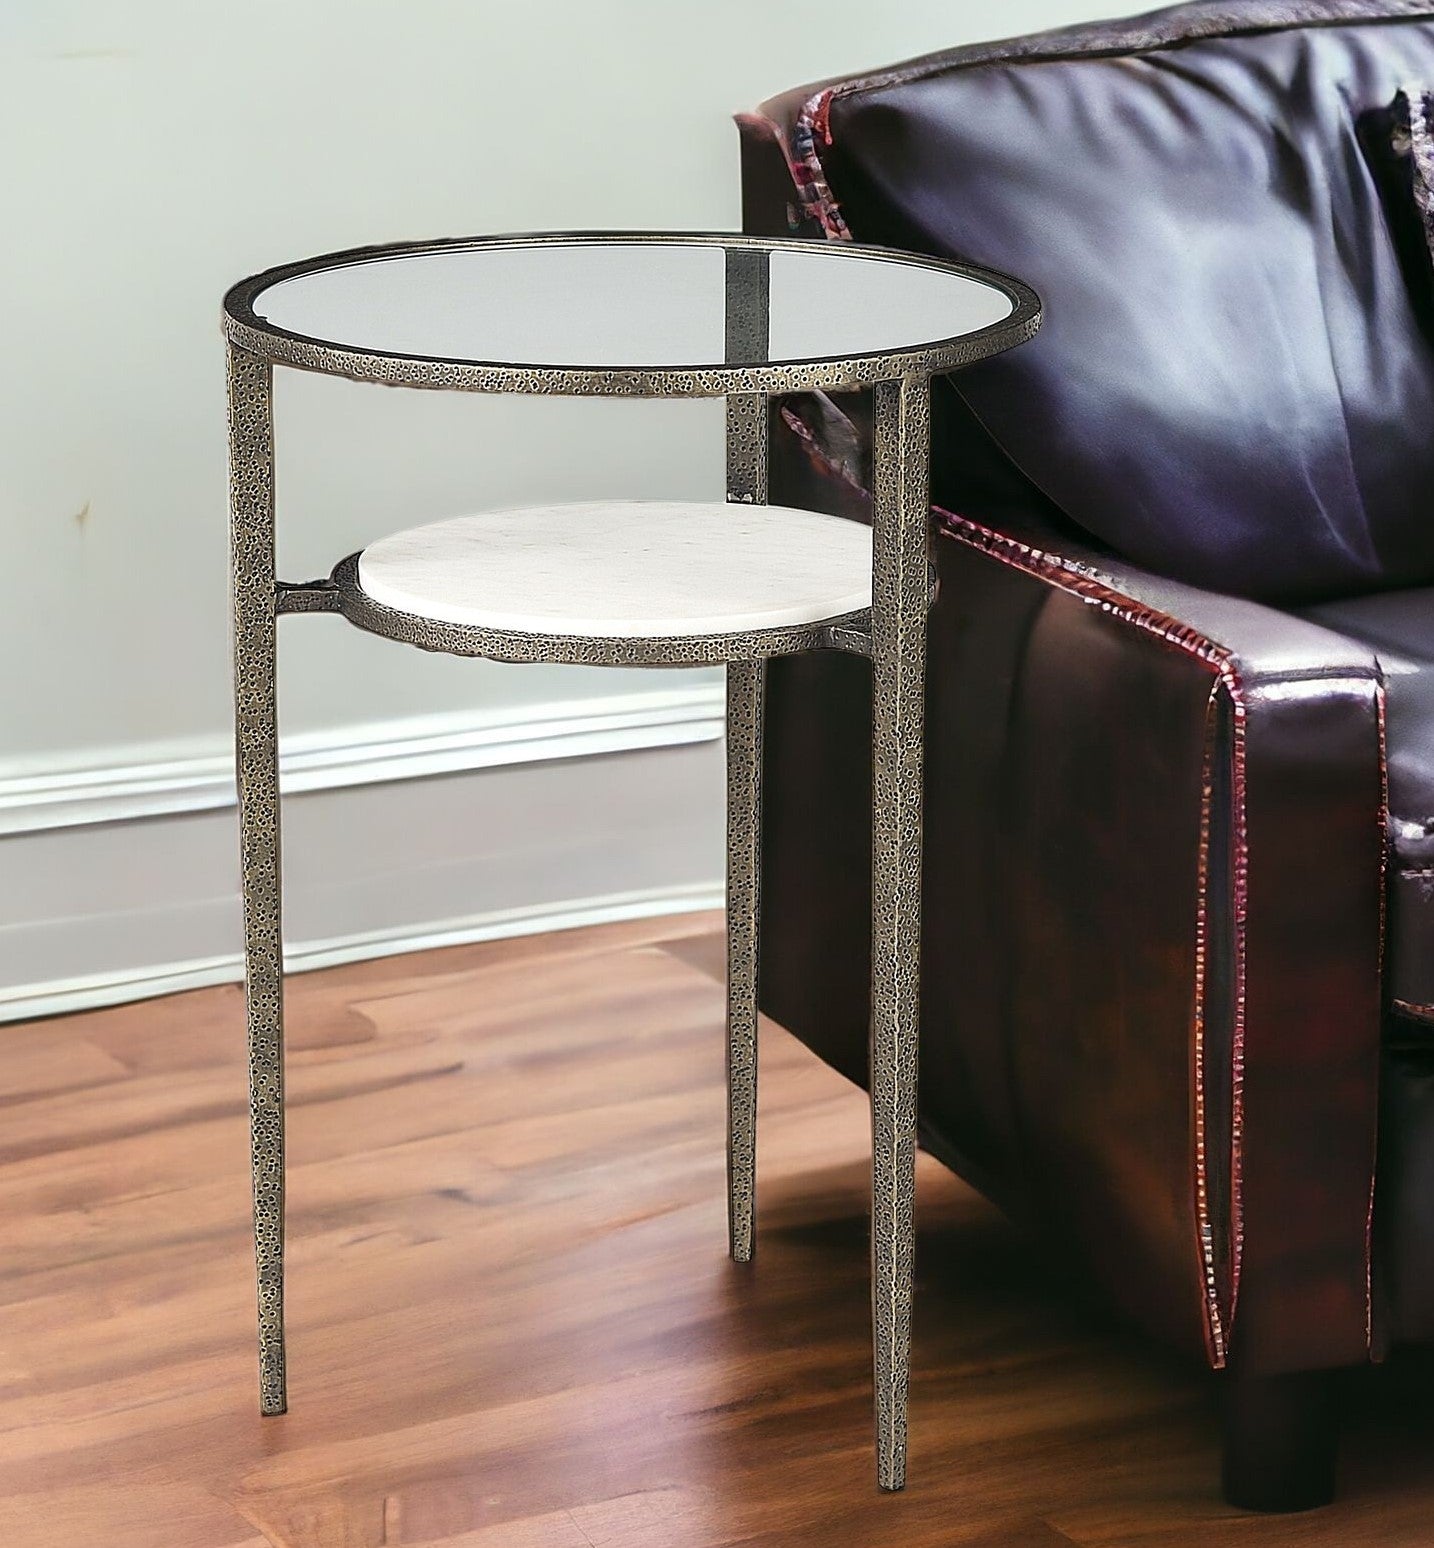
[[725, 659, 763, 1262], [724, 376, 768, 1264], [730, 368, 774, 1263], [869, 374, 931, 1491], [227, 341, 287, 1417]]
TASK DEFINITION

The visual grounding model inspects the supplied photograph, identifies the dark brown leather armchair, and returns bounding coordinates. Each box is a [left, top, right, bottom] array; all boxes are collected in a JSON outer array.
[[739, 0, 1434, 1511]]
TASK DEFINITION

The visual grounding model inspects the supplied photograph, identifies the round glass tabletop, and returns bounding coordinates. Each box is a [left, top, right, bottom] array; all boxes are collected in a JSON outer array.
[[223, 232, 1041, 397]]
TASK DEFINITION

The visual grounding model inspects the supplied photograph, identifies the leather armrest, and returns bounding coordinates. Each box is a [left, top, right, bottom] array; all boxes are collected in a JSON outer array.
[[936, 509, 1386, 1373], [766, 397, 1386, 1375], [971, 509, 1382, 683]]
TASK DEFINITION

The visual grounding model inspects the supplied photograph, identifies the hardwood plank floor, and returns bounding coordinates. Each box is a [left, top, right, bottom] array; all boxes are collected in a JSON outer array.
[[2, 914, 1432, 1546]]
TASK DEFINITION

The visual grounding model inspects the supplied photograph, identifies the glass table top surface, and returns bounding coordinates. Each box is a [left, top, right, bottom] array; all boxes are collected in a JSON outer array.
[[234, 234, 1022, 373]]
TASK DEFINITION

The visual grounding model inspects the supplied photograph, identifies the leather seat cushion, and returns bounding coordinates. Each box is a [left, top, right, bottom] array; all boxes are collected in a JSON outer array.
[[1301, 589, 1434, 1025]]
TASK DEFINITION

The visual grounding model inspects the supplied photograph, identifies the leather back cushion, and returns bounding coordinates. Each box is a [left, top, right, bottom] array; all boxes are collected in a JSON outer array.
[[792, 2, 1434, 601]]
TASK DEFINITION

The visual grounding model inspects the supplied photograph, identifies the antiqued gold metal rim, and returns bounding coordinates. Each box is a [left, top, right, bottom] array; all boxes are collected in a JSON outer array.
[[222, 230, 1041, 398]]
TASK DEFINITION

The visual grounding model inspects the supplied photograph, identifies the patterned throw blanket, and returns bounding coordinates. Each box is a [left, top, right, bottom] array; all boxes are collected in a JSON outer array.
[[1394, 85, 1434, 249]]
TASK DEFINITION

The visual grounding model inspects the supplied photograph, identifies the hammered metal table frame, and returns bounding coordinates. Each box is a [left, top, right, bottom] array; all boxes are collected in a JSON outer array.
[[223, 230, 1040, 1492]]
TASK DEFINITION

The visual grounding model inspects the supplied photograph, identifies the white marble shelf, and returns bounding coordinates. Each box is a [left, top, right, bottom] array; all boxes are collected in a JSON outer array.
[[356, 500, 873, 639]]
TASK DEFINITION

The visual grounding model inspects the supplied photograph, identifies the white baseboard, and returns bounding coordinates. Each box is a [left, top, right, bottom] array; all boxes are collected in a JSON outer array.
[[0, 681, 725, 834], [0, 685, 727, 1023], [0, 881, 722, 1024]]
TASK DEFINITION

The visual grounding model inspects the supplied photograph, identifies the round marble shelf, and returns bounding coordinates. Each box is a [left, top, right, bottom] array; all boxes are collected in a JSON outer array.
[[355, 500, 873, 640]]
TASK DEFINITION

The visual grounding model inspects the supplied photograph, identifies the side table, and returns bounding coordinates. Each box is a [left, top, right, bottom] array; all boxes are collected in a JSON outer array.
[[222, 231, 1040, 1490]]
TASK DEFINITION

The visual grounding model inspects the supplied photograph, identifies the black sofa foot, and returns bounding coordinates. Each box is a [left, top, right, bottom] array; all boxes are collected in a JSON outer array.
[[1220, 1367, 1341, 1512]]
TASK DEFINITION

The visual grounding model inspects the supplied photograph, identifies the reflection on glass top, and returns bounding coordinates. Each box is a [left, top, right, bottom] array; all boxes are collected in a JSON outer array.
[[248, 237, 1016, 370]]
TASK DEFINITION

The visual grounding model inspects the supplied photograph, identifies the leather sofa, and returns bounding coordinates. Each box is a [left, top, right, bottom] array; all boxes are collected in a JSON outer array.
[[738, 0, 1434, 1511]]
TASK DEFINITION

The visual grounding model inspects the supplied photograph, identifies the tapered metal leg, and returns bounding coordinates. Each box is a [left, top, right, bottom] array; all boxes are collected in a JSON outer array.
[[227, 341, 287, 1416], [868, 374, 931, 1491], [725, 659, 764, 1262], [722, 239, 770, 1267]]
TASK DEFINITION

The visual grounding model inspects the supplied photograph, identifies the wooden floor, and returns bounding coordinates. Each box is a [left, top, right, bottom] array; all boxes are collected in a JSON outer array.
[[4, 914, 1434, 1547]]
